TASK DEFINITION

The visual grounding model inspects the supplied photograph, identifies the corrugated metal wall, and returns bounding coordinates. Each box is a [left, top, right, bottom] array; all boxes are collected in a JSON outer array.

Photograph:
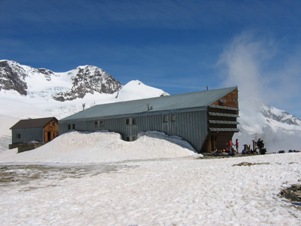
[[12, 128, 44, 144], [59, 108, 208, 152]]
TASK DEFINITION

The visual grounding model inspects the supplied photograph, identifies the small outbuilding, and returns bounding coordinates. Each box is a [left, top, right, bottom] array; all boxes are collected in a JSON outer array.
[[9, 117, 58, 152], [59, 86, 239, 153]]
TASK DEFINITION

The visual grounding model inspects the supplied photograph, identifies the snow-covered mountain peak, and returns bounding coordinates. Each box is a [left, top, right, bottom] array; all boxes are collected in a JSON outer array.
[[0, 60, 122, 101], [237, 97, 301, 151], [114, 80, 169, 101], [261, 104, 301, 126]]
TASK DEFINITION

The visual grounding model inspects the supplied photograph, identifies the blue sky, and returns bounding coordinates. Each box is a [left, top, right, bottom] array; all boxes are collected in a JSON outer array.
[[1, 0, 301, 117]]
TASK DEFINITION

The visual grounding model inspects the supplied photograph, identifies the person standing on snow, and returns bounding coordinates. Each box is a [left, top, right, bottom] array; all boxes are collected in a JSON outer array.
[[235, 139, 239, 154], [228, 140, 233, 152]]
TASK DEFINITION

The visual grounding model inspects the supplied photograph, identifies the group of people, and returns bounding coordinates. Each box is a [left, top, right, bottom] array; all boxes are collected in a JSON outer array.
[[212, 138, 266, 156], [239, 138, 266, 155]]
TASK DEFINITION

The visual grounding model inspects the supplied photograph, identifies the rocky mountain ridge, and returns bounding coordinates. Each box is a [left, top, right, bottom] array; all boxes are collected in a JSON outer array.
[[0, 60, 122, 101], [261, 104, 301, 126]]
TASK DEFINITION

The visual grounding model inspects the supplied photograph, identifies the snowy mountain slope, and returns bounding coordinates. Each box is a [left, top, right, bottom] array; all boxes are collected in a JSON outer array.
[[0, 60, 168, 118], [236, 98, 301, 151], [0, 60, 122, 101], [0, 60, 168, 151]]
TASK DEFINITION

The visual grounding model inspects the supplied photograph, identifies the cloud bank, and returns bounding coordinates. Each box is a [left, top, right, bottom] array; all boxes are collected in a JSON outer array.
[[218, 31, 301, 117]]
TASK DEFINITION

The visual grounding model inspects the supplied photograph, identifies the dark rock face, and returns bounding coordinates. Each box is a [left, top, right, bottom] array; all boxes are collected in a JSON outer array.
[[0, 61, 28, 95], [0, 61, 122, 101], [53, 66, 122, 101]]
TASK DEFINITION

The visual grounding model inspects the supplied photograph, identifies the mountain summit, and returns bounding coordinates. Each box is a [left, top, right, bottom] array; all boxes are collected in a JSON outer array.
[[0, 60, 122, 101]]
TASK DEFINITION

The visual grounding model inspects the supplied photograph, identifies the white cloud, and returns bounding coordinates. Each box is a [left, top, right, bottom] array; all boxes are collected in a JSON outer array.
[[218, 31, 301, 117]]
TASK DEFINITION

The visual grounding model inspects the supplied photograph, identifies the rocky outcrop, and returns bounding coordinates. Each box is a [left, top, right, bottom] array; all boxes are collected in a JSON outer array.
[[280, 184, 301, 209], [0, 60, 122, 101], [0, 61, 28, 95], [53, 66, 122, 101]]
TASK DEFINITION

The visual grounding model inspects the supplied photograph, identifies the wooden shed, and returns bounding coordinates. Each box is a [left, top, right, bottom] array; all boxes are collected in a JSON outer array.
[[59, 87, 239, 153], [9, 117, 58, 151]]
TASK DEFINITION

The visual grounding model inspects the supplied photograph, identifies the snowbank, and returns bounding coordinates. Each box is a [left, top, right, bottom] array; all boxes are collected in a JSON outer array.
[[0, 131, 199, 164]]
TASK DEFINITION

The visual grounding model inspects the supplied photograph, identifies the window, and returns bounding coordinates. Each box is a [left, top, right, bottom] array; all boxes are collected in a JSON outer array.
[[68, 124, 75, 130], [126, 118, 137, 125], [132, 118, 136, 125], [17, 133, 21, 139], [171, 115, 176, 122], [95, 120, 104, 128], [163, 115, 169, 123]]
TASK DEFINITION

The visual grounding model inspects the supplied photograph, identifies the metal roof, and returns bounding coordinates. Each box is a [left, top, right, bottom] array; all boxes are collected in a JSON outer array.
[[10, 117, 58, 129], [61, 86, 237, 121]]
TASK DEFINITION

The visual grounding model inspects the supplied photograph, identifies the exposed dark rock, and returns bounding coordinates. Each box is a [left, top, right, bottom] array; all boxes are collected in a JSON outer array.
[[0, 61, 122, 101], [280, 184, 301, 209], [0, 61, 28, 95], [232, 162, 270, 167], [52, 66, 122, 101]]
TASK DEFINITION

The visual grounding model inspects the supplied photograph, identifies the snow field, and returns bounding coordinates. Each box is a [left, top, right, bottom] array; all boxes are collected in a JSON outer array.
[[0, 153, 300, 225]]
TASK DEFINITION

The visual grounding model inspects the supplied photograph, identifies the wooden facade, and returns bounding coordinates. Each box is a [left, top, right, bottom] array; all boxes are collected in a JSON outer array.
[[204, 88, 239, 151], [9, 117, 58, 150]]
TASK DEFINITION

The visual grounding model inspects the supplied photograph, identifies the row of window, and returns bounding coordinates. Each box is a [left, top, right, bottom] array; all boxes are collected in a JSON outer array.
[[67, 115, 177, 131]]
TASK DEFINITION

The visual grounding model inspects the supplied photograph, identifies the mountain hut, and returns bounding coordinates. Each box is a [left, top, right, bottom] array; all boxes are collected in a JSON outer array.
[[9, 117, 58, 152], [59, 87, 239, 153]]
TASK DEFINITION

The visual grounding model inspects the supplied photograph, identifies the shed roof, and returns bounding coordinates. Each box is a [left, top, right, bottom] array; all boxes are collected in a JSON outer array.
[[10, 117, 58, 129], [61, 86, 237, 121]]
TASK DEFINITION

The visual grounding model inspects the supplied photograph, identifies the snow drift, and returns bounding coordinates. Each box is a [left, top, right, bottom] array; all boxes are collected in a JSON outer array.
[[0, 131, 199, 164]]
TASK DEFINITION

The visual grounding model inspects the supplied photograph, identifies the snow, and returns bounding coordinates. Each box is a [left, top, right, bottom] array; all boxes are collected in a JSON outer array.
[[0, 131, 198, 164], [0, 132, 300, 225]]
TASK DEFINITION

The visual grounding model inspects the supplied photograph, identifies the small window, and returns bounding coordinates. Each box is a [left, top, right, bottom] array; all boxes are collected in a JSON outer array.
[[72, 124, 75, 129], [163, 115, 169, 123], [68, 124, 71, 130], [132, 118, 136, 125], [95, 120, 105, 128], [171, 115, 176, 122], [126, 118, 136, 125], [17, 133, 21, 139]]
